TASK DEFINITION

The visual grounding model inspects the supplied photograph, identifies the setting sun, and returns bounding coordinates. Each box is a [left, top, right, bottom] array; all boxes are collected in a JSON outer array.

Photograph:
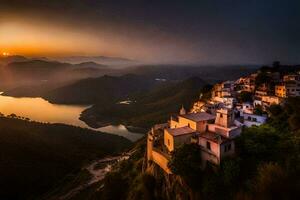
[[1, 52, 10, 56]]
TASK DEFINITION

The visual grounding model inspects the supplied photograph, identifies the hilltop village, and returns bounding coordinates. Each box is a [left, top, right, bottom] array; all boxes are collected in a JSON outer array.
[[147, 63, 300, 173]]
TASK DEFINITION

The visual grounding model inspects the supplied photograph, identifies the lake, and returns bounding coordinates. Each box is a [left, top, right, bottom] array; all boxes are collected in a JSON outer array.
[[0, 94, 143, 141]]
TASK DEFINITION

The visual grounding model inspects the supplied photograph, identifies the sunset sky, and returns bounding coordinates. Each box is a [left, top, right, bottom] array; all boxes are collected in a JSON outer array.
[[0, 0, 299, 64]]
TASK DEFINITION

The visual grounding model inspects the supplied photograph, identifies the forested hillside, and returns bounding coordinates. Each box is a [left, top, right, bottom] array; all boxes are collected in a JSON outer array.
[[44, 74, 159, 104], [0, 116, 131, 199], [81, 77, 210, 129]]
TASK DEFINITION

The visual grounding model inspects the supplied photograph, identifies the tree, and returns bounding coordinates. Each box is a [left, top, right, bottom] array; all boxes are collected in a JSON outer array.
[[253, 163, 290, 199], [254, 105, 264, 115], [268, 97, 300, 132], [127, 173, 157, 200], [268, 104, 283, 116], [255, 72, 270, 88], [200, 84, 213, 101], [238, 91, 253, 103], [221, 159, 240, 186], [101, 171, 129, 200], [235, 125, 281, 164], [272, 61, 281, 69], [168, 144, 202, 187]]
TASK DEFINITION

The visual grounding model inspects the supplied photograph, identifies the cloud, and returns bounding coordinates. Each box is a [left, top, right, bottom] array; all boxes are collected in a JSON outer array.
[[0, 0, 299, 64]]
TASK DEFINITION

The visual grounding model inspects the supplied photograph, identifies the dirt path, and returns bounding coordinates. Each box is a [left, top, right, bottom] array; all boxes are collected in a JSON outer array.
[[58, 152, 133, 200]]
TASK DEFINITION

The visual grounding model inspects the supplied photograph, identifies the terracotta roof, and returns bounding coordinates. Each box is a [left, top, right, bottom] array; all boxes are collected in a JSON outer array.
[[180, 112, 215, 122], [166, 126, 195, 137]]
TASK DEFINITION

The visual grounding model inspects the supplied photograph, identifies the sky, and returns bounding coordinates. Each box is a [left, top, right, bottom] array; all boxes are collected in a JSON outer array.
[[0, 0, 299, 64]]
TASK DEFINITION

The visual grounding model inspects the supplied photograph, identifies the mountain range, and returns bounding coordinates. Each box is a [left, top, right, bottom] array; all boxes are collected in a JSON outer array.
[[51, 56, 137, 66]]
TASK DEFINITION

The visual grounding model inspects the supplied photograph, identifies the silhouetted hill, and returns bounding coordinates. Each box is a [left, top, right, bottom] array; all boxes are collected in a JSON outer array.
[[0, 55, 28, 65], [5, 59, 71, 77], [75, 61, 108, 68], [55, 56, 137, 66], [80, 77, 208, 128], [44, 74, 159, 104], [0, 116, 131, 199], [2, 60, 111, 81], [259, 63, 300, 74], [122, 64, 259, 83], [1, 59, 115, 92], [2, 62, 259, 98]]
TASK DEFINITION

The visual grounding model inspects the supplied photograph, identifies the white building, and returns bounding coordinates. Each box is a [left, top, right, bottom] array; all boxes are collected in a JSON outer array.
[[243, 113, 267, 127]]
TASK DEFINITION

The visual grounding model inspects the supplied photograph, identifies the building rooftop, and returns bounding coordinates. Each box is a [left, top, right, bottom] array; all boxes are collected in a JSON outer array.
[[199, 131, 230, 144], [166, 126, 195, 137], [180, 112, 215, 122]]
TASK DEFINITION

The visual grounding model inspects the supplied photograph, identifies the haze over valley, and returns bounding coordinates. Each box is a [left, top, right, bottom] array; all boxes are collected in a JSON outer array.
[[0, 54, 259, 129], [1, 0, 299, 199]]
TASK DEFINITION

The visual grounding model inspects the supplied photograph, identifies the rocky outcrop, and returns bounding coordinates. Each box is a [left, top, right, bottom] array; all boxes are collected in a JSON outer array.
[[146, 161, 200, 200]]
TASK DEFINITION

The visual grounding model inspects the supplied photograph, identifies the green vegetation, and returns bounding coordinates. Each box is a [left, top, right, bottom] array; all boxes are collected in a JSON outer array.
[[168, 97, 300, 199], [45, 74, 158, 104], [253, 104, 265, 115], [81, 77, 208, 129], [238, 91, 253, 103], [0, 116, 131, 199], [100, 139, 148, 200], [97, 97, 300, 200], [268, 97, 300, 131], [199, 84, 213, 101], [168, 144, 202, 187], [255, 71, 271, 88]]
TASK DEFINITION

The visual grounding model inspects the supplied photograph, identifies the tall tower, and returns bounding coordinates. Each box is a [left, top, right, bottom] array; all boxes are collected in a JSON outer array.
[[180, 105, 186, 115], [215, 108, 234, 128]]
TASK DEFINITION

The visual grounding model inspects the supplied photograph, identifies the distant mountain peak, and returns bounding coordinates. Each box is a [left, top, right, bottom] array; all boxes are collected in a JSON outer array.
[[0, 55, 28, 65], [76, 61, 107, 68], [53, 55, 137, 65]]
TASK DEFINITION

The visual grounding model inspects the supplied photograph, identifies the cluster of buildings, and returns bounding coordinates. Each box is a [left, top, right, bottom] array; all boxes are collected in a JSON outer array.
[[147, 68, 300, 173], [147, 106, 242, 173], [275, 74, 300, 98]]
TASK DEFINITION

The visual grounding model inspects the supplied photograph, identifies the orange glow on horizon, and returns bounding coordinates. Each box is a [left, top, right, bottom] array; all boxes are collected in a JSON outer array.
[[0, 21, 115, 57], [0, 19, 198, 62], [1, 52, 10, 56]]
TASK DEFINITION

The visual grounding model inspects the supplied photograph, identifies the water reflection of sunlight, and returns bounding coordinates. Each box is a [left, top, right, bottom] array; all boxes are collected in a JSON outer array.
[[97, 125, 143, 141], [0, 95, 89, 126], [0, 94, 143, 141]]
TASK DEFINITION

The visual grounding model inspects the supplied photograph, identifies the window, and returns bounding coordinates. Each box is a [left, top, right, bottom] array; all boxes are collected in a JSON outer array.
[[206, 141, 211, 150], [220, 114, 223, 118], [224, 144, 232, 152], [167, 139, 170, 146], [228, 144, 231, 151]]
